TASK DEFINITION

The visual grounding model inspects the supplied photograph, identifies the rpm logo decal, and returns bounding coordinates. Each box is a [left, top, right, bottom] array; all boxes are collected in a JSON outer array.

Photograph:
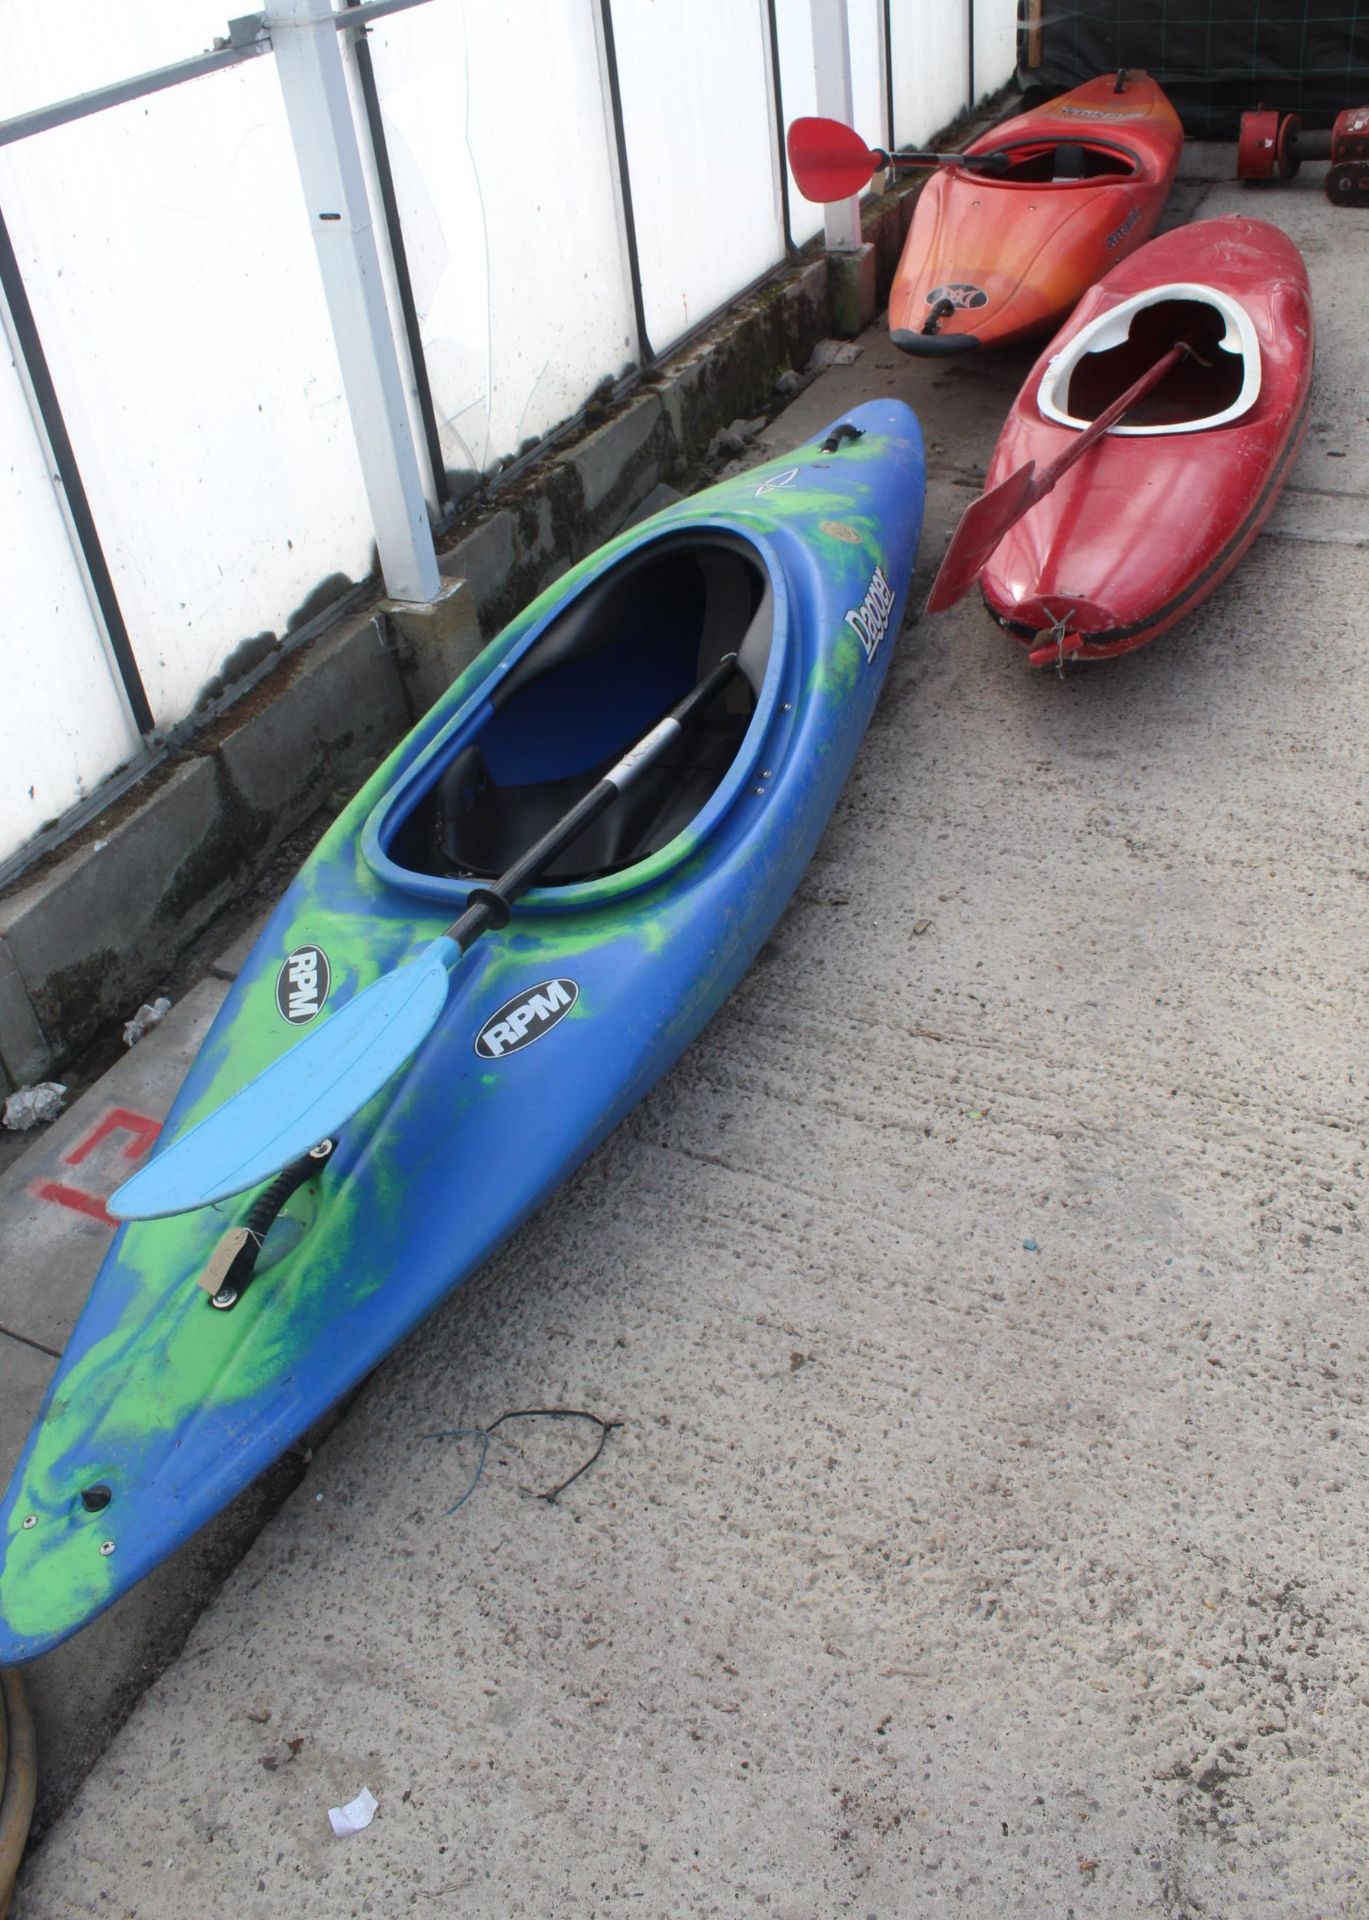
[[926, 283, 987, 310], [844, 566, 895, 662], [475, 979, 579, 1059], [276, 945, 331, 1024]]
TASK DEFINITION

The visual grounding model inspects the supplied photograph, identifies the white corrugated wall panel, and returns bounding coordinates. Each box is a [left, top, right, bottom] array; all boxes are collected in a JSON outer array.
[[847, 0, 889, 147], [0, 1, 240, 117], [773, 0, 824, 245], [0, 333, 140, 860], [889, 0, 970, 149], [610, 0, 785, 353], [0, 56, 378, 726], [973, 0, 1020, 104], [362, 1, 637, 487]]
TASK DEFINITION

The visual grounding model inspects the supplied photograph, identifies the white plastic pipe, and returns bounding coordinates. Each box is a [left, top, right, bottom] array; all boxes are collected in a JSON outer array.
[[268, 0, 440, 602]]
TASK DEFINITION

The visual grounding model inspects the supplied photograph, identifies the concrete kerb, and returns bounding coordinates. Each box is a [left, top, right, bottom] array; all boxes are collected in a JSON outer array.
[[830, 241, 878, 338], [0, 607, 412, 1088], [0, 759, 221, 1085], [212, 603, 411, 825], [569, 392, 668, 523], [379, 578, 484, 717], [0, 939, 51, 1094]]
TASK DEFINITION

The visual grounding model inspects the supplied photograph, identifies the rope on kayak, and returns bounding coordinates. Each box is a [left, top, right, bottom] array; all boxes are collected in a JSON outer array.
[[1043, 608, 1077, 675], [423, 1408, 622, 1513]]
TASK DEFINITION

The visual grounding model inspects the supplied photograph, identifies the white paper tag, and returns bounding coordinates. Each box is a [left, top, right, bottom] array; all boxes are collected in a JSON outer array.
[[328, 1787, 378, 1836]]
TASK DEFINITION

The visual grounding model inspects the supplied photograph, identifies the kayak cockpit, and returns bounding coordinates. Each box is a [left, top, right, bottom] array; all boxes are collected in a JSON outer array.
[[975, 139, 1140, 184], [1039, 284, 1261, 434], [373, 531, 774, 893]]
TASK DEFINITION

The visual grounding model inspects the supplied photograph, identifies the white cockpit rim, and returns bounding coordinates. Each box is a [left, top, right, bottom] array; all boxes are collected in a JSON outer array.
[[1038, 282, 1262, 436]]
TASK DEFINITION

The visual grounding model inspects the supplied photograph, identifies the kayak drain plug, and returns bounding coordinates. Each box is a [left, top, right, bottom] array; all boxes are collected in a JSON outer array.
[[79, 1484, 112, 1513]]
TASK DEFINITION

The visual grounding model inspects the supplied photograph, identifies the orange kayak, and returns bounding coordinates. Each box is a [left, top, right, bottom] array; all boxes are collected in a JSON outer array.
[[889, 71, 1183, 356]]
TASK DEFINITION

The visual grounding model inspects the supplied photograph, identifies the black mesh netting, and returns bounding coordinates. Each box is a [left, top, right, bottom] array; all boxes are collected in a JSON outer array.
[[1020, 0, 1369, 136]]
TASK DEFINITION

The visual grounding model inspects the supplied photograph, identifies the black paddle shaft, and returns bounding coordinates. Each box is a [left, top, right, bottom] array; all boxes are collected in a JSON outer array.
[[444, 652, 742, 950], [880, 146, 1009, 175]]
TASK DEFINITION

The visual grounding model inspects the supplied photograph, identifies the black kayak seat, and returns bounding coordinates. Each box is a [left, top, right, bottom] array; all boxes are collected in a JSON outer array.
[[387, 532, 774, 886], [433, 706, 746, 882]]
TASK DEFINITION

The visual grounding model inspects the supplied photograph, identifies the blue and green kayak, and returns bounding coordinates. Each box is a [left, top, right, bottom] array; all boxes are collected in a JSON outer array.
[[0, 398, 926, 1660]]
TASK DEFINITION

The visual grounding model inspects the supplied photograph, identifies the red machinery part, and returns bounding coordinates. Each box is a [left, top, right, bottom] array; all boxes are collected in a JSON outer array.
[[1332, 106, 1369, 160], [1237, 108, 1283, 179], [1326, 161, 1369, 204], [1277, 111, 1303, 177], [1239, 103, 1369, 196]]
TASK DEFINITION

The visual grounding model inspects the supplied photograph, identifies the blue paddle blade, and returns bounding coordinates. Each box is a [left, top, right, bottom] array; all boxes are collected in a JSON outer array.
[[109, 938, 459, 1220]]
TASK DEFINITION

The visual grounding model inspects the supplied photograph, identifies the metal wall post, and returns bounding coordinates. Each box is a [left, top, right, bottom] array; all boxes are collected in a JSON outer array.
[[345, 2, 451, 516], [881, 0, 894, 152], [268, 0, 441, 602], [595, 0, 655, 369], [764, 0, 796, 255], [808, 0, 861, 251]]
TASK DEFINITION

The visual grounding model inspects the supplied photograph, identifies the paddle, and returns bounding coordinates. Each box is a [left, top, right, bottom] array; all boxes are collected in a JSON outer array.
[[924, 341, 1192, 613], [786, 115, 1008, 203], [110, 654, 742, 1221]]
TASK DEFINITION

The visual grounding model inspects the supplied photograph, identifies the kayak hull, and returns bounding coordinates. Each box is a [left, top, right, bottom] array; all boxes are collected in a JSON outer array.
[[976, 218, 1313, 662], [889, 71, 1182, 356], [0, 402, 926, 1662]]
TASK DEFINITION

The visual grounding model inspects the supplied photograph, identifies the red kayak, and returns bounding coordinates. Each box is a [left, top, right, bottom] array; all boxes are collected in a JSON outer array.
[[888, 70, 1183, 356], [974, 217, 1313, 663]]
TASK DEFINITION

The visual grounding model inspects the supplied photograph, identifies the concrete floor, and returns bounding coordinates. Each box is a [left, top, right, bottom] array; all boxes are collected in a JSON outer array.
[[8, 150, 1368, 1917]]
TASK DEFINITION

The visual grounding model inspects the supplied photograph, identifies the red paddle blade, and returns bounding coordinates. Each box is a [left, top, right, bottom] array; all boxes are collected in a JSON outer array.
[[787, 116, 884, 202], [926, 341, 1192, 613], [925, 462, 1040, 612]]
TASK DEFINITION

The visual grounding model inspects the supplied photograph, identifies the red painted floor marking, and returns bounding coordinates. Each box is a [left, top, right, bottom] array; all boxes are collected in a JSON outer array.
[[31, 1179, 119, 1229], [64, 1107, 162, 1167], [31, 1105, 162, 1227]]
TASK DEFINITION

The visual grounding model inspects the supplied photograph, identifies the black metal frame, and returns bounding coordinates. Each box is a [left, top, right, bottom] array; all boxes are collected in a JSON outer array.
[[344, 3, 451, 511], [0, 204, 155, 736], [883, 0, 895, 150], [596, 0, 656, 367], [766, 0, 796, 254]]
